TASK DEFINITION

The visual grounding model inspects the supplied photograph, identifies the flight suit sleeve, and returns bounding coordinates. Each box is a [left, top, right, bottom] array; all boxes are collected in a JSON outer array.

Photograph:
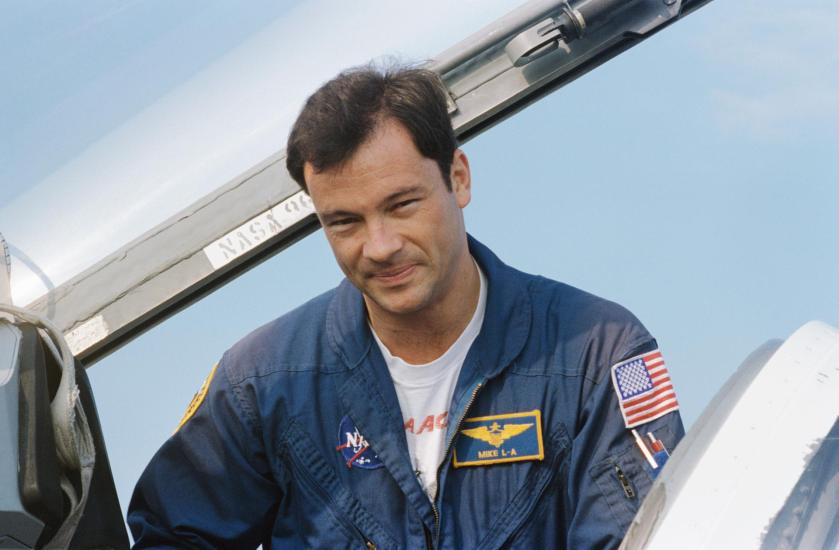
[[564, 328, 685, 549], [127, 358, 281, 548]]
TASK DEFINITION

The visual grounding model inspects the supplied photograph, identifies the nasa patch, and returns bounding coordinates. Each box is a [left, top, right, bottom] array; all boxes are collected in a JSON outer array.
[[335, 415, 384, 469]]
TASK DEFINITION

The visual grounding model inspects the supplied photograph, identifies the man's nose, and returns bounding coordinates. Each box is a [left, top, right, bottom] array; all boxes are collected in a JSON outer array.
[[363, 219, 402, 263]]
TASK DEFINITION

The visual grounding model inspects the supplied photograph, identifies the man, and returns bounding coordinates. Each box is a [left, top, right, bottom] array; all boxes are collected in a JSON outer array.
[[128, 66, 684, 549]]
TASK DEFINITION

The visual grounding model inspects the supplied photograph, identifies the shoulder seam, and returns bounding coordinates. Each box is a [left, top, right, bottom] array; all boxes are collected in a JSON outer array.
[[220, 359, 263, 440]]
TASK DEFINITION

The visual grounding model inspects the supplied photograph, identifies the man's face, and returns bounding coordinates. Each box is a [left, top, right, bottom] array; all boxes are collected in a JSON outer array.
[[305, 117, 471, 319]]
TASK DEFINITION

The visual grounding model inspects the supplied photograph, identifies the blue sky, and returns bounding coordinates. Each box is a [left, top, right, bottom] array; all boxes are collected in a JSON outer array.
[[2, 0, 838, 536]]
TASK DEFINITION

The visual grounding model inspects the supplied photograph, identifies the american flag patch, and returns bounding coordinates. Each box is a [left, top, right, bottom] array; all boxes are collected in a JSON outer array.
[[611, 349, 679, 429]]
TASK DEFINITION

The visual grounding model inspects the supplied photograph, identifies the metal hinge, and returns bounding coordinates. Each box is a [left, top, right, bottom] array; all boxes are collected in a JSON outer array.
[[505, 3, 585, 66]]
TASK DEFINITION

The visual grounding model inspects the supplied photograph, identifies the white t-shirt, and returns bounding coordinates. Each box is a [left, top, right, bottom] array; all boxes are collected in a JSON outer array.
[[370, 261, 487, 499]]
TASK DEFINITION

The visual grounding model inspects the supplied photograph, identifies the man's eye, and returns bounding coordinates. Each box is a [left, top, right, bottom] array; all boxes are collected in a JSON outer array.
[[394, 199, 417, 210], [329, 218, 356, 227]]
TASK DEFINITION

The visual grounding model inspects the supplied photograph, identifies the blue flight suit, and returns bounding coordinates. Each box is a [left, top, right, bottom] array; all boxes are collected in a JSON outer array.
[[128, 236, 684, 549]]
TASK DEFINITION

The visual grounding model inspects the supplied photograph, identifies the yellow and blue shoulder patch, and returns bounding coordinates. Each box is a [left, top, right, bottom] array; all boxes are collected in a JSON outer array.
[[175, 363, 218, 433], [453, 410, 544, 468]]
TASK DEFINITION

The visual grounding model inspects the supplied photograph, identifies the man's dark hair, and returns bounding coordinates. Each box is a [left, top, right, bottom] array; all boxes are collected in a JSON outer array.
[[286, 65, 457, 191]]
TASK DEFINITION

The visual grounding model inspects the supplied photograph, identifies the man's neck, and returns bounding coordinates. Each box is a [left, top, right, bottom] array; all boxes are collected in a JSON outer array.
[[367, 254, 480, 365]]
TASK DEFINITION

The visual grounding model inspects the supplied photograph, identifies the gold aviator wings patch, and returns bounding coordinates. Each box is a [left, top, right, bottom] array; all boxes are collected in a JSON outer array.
[[461, 422, 534, 448]]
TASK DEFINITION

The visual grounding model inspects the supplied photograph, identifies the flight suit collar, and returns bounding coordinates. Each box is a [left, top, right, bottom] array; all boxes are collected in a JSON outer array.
[[465, 235, 532, 381], [326, 234, 532, 377]]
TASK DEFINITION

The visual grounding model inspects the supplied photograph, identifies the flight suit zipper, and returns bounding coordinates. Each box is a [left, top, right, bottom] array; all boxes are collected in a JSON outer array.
[[424, 525, 433, 550], [431, 381, 484, 545]]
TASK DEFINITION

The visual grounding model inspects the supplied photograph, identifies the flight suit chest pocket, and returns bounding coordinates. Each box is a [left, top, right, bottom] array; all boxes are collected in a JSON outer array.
[[588, 424, 675, 533], [474, 422, 572, 550], [281, 420, 397, 549]]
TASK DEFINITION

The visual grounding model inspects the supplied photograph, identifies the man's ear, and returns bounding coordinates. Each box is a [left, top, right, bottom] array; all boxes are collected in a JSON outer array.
[[450, 149, 471, 208]]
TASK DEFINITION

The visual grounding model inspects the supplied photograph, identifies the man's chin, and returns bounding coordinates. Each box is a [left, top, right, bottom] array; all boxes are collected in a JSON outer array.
[[364, 290, 427, 318]]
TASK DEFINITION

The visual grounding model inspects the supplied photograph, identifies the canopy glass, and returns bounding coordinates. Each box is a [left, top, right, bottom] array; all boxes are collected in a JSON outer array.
[[0, 0, 522, 307]]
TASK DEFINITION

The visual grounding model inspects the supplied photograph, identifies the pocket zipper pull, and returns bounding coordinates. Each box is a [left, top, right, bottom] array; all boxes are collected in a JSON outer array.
[[614, 464, 635, 499]]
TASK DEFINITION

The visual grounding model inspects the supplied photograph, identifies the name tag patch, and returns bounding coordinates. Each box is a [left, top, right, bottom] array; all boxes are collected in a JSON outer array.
[[453, 410, 544, 468]]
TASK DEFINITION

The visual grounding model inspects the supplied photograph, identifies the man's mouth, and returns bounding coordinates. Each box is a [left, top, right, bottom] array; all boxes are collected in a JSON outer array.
[[371, 264, 416, 284]]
